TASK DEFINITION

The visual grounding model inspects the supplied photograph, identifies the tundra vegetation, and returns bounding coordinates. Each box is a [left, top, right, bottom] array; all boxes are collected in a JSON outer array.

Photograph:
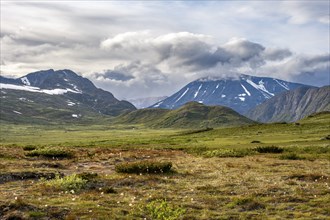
[[0, 112, 329, 219]]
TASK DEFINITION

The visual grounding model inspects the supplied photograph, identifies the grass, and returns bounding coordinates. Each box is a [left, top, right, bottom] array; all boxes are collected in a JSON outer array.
[[115, 161, 173, 174], [0, 113, 329, 219], [25, 147, 73, 159]]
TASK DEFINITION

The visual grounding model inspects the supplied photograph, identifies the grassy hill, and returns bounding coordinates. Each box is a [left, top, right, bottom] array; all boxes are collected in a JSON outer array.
[[115, 102, 255, 128]]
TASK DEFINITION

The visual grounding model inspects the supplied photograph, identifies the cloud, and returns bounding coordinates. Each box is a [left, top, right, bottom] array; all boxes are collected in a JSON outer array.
[[1, 1, 329, 99], [263, 48, 292, 61], [94, 32, 330, 99], [93, 69, 134, 82], [281, 1, 330, 25], [257, 54, 330, 85], [100, 33, 298, 74], [90, 61, 180, 99]]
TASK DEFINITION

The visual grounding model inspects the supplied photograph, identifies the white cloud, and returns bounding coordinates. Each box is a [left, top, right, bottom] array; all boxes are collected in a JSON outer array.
[[1, 1, 329, 99]]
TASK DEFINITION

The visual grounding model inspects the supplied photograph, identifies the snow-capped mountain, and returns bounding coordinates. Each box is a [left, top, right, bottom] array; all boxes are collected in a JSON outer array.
[[150, 74, 312, 114], [0, 69, 136, 119]]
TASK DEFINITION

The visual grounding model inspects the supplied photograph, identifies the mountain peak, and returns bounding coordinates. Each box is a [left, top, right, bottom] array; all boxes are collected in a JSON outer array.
[[150, 74, 312, 114], [0, 69, 136, 117]]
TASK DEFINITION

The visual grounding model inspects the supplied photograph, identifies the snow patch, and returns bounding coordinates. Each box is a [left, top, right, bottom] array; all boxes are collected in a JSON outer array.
[[239, 97, 245, 101], [274, 79, 289, 90], [198, 101, 203, 103], [67, 100, 76, 106], [238, 94, 246, 97], [221, 94, 226, 98], [153, 101, 163, 108], [72, 114, 81, 118], [13, 110, 22, 115], [211, 84, 220, 95], [19, 97, 34, 102], [241, 84, 251, 96], [0, 83, 82, 95], [21, 77, 30, 86], [194, 84, 202, 98], [69, 83, 81, 93], [246, 79, 274, 97], [176, 88, 189, 103]]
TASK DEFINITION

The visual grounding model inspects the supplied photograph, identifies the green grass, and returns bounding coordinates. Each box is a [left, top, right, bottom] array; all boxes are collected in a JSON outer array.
[[0, 112, 329, 219]]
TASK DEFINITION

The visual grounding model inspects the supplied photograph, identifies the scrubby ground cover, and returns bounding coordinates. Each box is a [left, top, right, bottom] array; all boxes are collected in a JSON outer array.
[[0, 113, 329, 219]]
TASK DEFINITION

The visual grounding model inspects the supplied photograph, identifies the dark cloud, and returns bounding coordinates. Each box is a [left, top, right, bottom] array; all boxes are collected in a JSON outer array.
[[303, 54, 329, 66], [263, 48, 292, 61], [100, 34, 278, 72]]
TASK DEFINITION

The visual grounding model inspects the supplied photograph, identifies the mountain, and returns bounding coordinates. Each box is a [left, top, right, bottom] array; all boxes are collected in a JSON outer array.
[[128, 96, 168, 109], [246, 86, 330, 122], [0, 69, 136, 123], [150, 74, 311, 114], [115, 101, 255, 128]]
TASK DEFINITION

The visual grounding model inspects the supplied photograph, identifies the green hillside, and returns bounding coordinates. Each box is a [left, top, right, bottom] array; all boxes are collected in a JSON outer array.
[[115, 102, 255, 128]]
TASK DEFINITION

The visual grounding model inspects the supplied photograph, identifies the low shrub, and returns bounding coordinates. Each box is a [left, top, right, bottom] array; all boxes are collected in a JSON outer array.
[[138, 199, 186, 220], [287, 173, 328, 182], [104, 187, 116, 194], [203, 149, 250, 158], [280, 153, 303, 160], [77, 172, 98, 181], [41, 174, 87, 191], [254, 146, 283, 153], [229, 197, 265, 211], [22, 145, 37, 151], [26, 147, 73, 159], [115, 161, 172, 174]]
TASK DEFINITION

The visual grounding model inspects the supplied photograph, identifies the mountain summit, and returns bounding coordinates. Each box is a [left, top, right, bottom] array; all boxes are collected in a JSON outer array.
[[150, 74, 311, 114]]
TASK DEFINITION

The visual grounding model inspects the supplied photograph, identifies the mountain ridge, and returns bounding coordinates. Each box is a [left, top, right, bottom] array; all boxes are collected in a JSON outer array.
[[0, 69, 136, 121], [247, 86, 330, 122], [150, 74, 312, 114]]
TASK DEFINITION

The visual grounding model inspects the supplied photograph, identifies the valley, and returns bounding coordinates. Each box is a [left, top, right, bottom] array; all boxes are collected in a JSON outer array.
[[0, 112, 329, 219], [2, 1, 329, 219]]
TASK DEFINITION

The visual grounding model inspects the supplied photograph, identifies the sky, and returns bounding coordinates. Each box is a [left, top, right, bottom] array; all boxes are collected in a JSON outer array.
[[1, 0, 329, 99]]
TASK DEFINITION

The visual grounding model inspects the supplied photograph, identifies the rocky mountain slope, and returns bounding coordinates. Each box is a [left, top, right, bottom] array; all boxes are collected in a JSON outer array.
[[150, 74, 310, 114], [0, 69, 136, 123], [247, 86, 330, 122]]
